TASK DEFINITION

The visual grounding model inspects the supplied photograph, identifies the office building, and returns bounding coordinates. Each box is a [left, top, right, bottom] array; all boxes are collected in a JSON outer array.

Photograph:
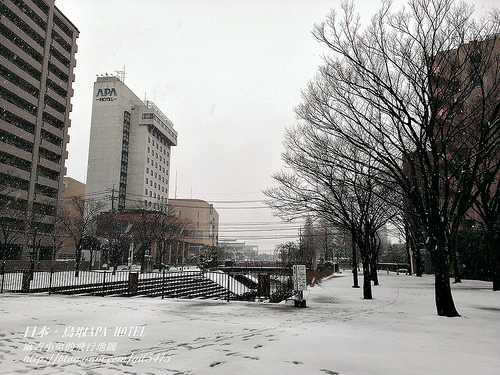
[[86, 75, 177, 212], [0, 0, 78, 260]]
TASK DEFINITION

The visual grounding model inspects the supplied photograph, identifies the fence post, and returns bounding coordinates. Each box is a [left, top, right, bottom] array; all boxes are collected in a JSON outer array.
[[128, 272, 138, 296], [102, 271, 106, 296], [22, 271, 31, 292], [0, 261, 5, 293], [227, 270, 230, 302], [162, 268, 165, 300], [49, 269, 54, 295]]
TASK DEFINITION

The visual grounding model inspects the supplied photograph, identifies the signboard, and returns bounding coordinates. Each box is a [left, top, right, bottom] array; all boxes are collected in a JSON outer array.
[[96, 87, 117, 102], [292, 265, 307, 291]]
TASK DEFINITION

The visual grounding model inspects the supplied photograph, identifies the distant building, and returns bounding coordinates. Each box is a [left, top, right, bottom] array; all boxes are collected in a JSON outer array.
[[86, 76, 177, 213], [168, 199, 219, 263], [219, 239, 258, 261], [58, 176, 85, 259], [0, 0, 78, 260], [168, 199, 219, 246], [95, 199, 219, 268]]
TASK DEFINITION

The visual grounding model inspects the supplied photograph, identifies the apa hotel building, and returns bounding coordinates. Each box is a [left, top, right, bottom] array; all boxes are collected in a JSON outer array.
[[86, 75, 178, 212]]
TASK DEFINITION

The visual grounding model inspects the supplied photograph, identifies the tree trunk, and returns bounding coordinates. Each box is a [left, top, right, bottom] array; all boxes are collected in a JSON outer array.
[[485, 227, 500, 291], [405, 237, 413, 276], [362, 259, 372, 299], [434, 271, 460, 317], [370, 255, 379, 286], [453, 251, 462, 284], [428, 231, 460, 317], [74, 246, 81, 278], [414, 244, 423, 277], [352, 241, 359, 288]]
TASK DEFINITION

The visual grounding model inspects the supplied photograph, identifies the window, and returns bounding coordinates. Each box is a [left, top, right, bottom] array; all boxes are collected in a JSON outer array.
[[149, 191, 152, 197], [146, 178, 148, 184], [155, 172, 157, 178], [145, 188, 148, 195], [146, 167, 149, 173], [147, 157, 149, 163], [150, 180, 153, 186], [148, 136, 150, 143], [147, 146, 150, 153]]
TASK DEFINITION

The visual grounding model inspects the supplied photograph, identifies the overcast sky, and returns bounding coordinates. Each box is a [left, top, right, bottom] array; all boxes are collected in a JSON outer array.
[[55, 0, 495, 253]]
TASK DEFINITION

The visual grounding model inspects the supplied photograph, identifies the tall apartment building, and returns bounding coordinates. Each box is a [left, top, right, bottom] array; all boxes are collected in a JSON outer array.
[[86, 76, 177, 213], [0, 0, 78, 260]]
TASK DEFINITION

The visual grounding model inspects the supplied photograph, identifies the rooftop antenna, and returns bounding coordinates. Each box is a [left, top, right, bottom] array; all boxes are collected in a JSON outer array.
[[115, 65, 126, 82]]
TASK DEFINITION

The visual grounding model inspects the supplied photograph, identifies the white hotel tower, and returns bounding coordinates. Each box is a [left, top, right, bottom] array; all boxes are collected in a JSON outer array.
[[86, 75, 177, 212]]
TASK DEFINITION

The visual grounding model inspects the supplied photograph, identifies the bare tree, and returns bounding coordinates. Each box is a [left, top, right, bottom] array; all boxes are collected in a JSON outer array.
[[100, 205, 188, 272], [0, 170, 28, 260], [274, 241, 301, 268], [469, 150, 500, 290], [60, 197, 106, 277], [298, 0, 500, 315], [265, 128, 397, 299]]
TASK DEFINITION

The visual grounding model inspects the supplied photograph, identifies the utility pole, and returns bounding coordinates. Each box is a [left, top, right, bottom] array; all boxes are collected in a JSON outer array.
[[111, 184, 117, 214]]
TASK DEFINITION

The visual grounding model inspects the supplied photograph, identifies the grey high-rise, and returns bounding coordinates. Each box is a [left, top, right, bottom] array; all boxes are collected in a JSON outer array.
[[0, 0, 78, 260]]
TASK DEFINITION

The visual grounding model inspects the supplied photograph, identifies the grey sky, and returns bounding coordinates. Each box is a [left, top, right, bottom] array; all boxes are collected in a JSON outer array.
[[56, 0, 496, 253]]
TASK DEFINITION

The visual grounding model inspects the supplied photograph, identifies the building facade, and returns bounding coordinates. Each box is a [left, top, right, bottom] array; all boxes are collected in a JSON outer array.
[[168, 199, 219, 247], [86, 76, 177, 213], [0, 0, 78, 260], [58, 176, 85, 259]]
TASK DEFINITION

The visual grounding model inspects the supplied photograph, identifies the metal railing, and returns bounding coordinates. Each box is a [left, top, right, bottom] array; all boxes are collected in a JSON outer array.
[[0, 267, 295, 302]]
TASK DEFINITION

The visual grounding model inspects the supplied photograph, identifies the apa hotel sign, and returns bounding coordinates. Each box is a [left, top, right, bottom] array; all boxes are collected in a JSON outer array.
[[96, 88, 117, 102]]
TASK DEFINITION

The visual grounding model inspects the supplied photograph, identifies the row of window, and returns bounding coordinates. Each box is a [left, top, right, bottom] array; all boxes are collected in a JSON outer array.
[[51, 29, 72, 54], [10, 0, 48, 30], [0, 3, 45, 47], [53, 14, 74, 39], [146, 146, 169, 164], [0, 64, 40, 98], [46, 78, 68, 98], [0, 128, 34, 153], [1, 108, 35, 136], [148, 135, 169, 155], [43, 111, 65, 131], [145, 178, 167, 192], [146, 161, 168, 181], [0, 23, 43, 63], [48, 61, 69, 82], [0, 43, 41, 81], [144, 189, 167, 202], [0, 86, 37, 116], [0, 69, 66, 121]]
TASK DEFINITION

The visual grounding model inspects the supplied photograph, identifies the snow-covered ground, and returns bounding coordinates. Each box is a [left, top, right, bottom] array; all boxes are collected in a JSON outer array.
[[0, 272, 498, 374]]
